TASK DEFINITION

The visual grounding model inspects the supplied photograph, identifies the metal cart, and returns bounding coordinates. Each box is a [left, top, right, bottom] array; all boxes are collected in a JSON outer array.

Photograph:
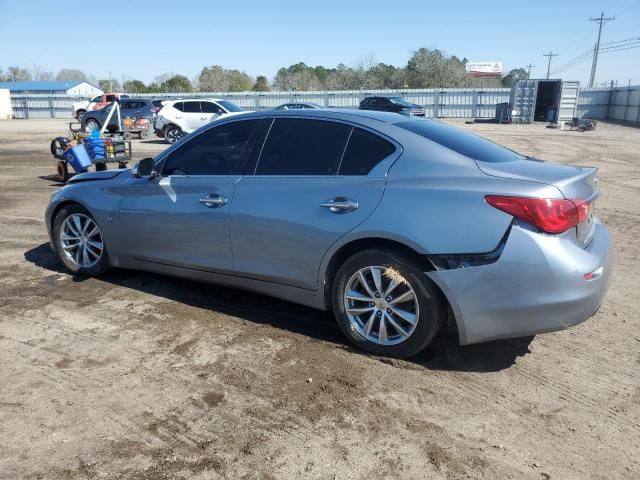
[[49, 136, 132, 183]]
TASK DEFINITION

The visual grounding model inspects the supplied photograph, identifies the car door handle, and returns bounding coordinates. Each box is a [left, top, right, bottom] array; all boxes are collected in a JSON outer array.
[[199, 194, 227, 208], [321, 197, 359, 213], [175, 116, 182, 119]]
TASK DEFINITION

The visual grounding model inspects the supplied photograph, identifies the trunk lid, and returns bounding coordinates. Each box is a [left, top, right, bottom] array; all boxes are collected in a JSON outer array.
[[477, 159, 599, 247], [475, 159, 598, 199]]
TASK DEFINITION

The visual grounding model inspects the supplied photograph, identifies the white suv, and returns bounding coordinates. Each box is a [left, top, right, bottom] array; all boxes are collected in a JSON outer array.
[[154, 98, 248, 144]]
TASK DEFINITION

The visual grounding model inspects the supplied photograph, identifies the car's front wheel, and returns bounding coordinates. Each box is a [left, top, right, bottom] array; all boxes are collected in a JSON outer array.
[[164, 125, 183, 144], [84, 118, 100, 131], [52, 204, 111, 275], [332, 249, 444, 358]]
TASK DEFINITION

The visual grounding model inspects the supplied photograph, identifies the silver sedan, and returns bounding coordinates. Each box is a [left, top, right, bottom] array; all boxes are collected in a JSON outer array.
[[45, 109, 612, 357]]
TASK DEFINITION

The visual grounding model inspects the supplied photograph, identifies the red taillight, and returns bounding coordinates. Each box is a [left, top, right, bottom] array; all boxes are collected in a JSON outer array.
[[485, 195, 589, 234]]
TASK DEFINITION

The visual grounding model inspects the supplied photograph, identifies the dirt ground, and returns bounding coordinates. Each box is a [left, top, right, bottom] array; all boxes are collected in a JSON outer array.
[[0, 118, 638, 480]]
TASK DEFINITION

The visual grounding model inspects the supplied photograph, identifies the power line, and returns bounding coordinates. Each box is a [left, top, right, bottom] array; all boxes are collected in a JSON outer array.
[[601, 36, 640, 46], [601, 44, 640, 53], [551, 53, 594, 75], [600, 41, 640, 51], [543, 51, 558, 79], [549, 47, 593, 74], [588, 12, 615, 87]]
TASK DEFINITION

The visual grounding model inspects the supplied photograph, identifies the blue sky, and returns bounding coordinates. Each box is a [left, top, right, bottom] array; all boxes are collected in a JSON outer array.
[[0, 0, 638, 86]]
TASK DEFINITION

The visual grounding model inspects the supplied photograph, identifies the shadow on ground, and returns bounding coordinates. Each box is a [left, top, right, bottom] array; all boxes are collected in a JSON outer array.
[[25, 242, 532, 373]]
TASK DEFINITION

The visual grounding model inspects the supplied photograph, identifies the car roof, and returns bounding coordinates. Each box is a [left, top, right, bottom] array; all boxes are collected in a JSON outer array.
[[238, 108, 407, 124], [165, 97, 226, 103]]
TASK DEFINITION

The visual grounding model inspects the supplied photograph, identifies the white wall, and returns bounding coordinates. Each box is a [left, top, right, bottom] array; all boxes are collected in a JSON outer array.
[[66, 82, 103, 97], [0, 89, 13, 119]]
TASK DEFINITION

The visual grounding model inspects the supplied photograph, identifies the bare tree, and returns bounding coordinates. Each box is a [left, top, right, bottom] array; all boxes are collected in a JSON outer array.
[[56, 68, 87, 81], [198, 66, 230, 92], [7, 66, 32, 82]]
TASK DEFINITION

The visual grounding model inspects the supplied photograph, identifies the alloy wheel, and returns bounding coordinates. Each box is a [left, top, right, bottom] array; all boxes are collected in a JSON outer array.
[[166, 127, 181, 144], [59, 214, 103, 268], [343, 266, 420, 345]]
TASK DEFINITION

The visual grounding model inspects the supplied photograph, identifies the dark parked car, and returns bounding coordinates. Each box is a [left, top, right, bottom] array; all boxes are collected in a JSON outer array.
[[81, 98, 159, 132], [359, 96, 425, 116], [274, 102, 323, 110]]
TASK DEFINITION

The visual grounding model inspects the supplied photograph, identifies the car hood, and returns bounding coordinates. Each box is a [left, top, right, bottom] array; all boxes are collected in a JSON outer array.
[[68, 169, 127, 184]]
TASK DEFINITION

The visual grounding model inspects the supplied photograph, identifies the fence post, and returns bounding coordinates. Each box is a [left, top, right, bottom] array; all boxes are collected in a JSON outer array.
[[607, 88, 615, 120], [433, 91, 440, 118], [49, 95, 54, 118], [623, 86, 630, 123], [471, 90, 479, 118]]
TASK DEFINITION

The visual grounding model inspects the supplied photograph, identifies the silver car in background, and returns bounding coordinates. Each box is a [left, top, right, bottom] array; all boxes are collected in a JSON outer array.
[[45, 109, 612, 358]]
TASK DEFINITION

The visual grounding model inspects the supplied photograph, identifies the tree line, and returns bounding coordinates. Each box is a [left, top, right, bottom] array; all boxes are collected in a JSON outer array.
[[0, 49, 529, 93]]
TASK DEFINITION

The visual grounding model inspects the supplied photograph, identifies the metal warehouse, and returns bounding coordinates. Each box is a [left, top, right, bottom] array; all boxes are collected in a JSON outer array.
[[0, 81, 102, 97]]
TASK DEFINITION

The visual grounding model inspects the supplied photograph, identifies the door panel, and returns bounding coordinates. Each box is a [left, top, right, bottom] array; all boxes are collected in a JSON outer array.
[[118, 175, 238, 272], [230, 176, 385, 290]]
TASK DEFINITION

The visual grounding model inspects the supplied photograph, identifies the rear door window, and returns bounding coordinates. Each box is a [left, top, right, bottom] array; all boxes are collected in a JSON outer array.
[[183, 101, 201, 113], [172, 101, 184, 112], [339, 128, 396, 175], [162, 120, 261, 176], [255, 119, 350, 175], [397, 119, 524, 163]]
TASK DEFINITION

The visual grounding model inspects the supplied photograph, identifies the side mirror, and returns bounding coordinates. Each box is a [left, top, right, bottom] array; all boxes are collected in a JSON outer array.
[[132, 157, 158, 179]]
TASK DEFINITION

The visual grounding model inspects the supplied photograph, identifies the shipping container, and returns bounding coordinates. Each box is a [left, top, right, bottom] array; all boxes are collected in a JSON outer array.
[[510, 79, 580, 123]]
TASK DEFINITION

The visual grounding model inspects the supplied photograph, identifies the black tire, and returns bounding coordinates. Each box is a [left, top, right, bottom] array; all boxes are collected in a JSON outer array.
[[123, 131, 132, 140], [56, 161, 69, 182], [76, 110, 86, 120], [332, 248, 444, 358], [164, 125, 183, 144], [52, 204, 111, 276], [139, 130, 148, 139]]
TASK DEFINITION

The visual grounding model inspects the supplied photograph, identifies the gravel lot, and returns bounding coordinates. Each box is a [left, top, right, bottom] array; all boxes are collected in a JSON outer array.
[[0, 118, 638, 480]]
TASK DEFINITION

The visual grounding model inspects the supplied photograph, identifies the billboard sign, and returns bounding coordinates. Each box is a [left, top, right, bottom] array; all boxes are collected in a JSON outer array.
[[465, 62, 503, 76]]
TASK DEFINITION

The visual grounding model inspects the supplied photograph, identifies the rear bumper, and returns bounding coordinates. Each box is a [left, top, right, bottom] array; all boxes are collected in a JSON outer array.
[[428, 220, 612, 345]]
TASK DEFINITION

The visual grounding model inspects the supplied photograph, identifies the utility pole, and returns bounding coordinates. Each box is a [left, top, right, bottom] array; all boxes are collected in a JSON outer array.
[[543, 52, 558, 79], [526, 64, 535, 78], [588, 12, 615, 87]]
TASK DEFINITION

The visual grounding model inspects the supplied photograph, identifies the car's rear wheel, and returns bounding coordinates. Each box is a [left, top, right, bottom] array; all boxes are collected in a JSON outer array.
[[164, 125, 183, 144], [52, 204, 111, 276], [332, 249, 444, 358]]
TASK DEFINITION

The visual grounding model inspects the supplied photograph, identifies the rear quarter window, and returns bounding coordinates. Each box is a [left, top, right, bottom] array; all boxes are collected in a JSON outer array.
[[339, 128, 396, 175], [397, 119, 524, 163]]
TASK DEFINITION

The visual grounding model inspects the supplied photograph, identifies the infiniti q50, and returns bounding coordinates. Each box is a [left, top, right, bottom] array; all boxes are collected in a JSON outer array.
[[46, 109, 612, 357]]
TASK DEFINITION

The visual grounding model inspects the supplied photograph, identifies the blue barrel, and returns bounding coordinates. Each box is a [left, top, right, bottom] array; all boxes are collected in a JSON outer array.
[[65, 144, 92, 173], [83, 137, 106, 160]]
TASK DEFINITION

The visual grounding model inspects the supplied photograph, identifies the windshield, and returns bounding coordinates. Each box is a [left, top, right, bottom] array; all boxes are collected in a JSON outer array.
[[217, 100, 244, 112], [397, 119, 524, 163], [388, 96, 414, 108]]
